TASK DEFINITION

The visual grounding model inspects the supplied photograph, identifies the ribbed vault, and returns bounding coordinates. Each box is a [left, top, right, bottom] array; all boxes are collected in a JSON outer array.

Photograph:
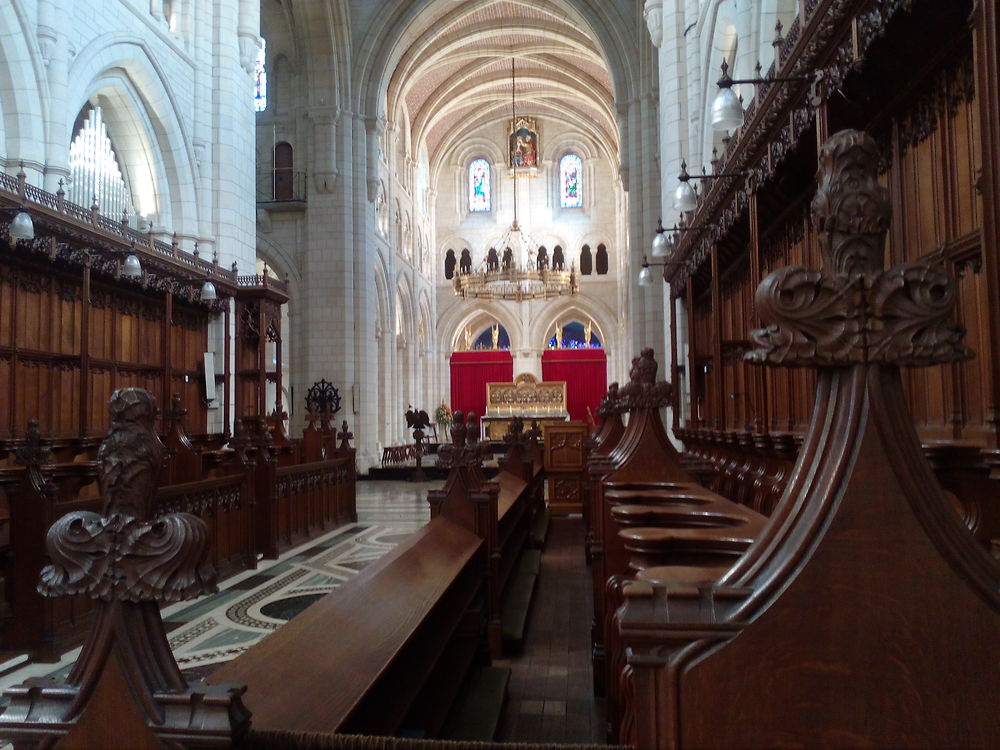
[[386, 0, 617, 171]]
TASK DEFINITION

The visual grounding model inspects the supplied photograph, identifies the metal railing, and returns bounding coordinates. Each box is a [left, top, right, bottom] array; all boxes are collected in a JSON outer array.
[[256, 169, 308, 202]]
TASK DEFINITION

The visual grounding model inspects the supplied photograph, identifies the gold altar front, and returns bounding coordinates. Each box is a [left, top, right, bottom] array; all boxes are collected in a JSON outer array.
[[482, 375, 569, 440]]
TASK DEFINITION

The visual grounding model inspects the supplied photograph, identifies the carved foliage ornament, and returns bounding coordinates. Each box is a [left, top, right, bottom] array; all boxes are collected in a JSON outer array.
[[437, 410, 492, 469], [38, 388, 217, 604], [612, 349, 674, 411], [747, 130, 971, 368]]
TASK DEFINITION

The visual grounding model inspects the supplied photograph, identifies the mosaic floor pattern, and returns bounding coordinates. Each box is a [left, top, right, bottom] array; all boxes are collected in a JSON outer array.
[[0, 479, 439, 692]]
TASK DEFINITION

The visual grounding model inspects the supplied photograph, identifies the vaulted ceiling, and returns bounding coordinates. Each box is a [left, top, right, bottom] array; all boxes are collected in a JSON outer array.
[[386, 0, 617, 170]]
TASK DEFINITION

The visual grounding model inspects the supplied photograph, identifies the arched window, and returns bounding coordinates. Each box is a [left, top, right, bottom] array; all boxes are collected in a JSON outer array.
[[254, 40, 267, 112], [68, 106, 136, 222], [473, 324, 510, 350], [468, 158, 491, 212], [580, 244, 593, 275], [548, 321, 602, 349], [444, 249, 456, 280], [560, 153, 583, 208], [552, 245, 565, 270], [596, 244, 609, 275]]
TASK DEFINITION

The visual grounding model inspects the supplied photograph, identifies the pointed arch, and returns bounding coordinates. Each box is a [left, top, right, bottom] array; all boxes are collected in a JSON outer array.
[[67, 36, 203, 232]]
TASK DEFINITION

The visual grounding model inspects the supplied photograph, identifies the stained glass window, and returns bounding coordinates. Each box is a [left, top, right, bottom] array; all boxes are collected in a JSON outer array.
[[468, 158, 491, 212], [254, 40, 267, 112], [560, 153, 582, 208]]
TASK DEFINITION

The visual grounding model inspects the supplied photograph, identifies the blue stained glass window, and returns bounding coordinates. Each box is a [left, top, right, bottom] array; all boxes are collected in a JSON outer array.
[[254, 41, 267, 113], [468, 158, 491, 212], [560, 153, 582, 208]]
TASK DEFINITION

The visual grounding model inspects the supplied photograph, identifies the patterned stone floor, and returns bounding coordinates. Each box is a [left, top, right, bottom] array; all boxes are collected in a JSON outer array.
[[0, 479, 605, 745], [0, 479, 437, 692]]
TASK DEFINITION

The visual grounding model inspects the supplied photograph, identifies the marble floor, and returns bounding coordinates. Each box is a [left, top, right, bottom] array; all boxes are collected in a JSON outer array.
[[0, 479, 605, 745], [0, 479, 439, 692]]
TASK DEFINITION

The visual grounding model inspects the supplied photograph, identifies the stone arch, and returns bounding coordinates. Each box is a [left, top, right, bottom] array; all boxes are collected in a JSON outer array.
[[697, 0, 741, 160], [395, 273, 416, 342], [352, 0, 639, 156], [66, 36, 202, 233], [529, 297, 617, 355], [0, 0, 46, 169], [439, 302, 521, 355]]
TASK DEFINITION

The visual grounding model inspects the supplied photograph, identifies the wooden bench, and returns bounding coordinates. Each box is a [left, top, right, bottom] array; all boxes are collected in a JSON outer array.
[[209, 411, 525, 740], [208, 516, 486, 737]]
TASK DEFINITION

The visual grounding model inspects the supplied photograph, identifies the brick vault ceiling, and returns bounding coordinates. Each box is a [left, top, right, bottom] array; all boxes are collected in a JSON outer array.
[[387, 0, 617, 168]]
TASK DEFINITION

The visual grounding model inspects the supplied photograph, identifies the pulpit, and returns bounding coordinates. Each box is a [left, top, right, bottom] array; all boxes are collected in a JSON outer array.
[[481, 373, 569, 440]]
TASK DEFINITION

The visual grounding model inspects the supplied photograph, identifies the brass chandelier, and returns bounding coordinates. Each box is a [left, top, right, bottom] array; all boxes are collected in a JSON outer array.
[[453, 59, 578, 303]]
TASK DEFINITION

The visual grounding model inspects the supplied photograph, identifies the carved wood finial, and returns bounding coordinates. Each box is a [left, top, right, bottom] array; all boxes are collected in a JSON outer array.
[[504, 415, 526, 445], [597, 382, 623, 418], [14, 418, 51, 489], [437, 410, 490, 469], [168, 392, 187, 423], [41, 389, 216, 603], [614, 350, 674, 411], [748, 129, 972, 368], [1, 388, 248, 748], [338, 420, 354, 451]]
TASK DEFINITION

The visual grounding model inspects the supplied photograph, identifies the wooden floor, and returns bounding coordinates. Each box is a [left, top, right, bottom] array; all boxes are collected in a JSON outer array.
[[496, 516, 606, 744]]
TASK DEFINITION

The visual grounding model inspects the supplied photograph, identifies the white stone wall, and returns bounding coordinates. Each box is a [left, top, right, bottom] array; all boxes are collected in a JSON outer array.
[[433, 117, 628, 402], [0, 0, 260, 431]]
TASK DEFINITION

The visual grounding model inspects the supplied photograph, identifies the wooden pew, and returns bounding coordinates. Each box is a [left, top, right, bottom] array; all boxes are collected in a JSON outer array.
[[210, 410, 501, 739], [0, 390, 617, 750], [209, 517, 486, 737], [615, 130, 1000, 749]]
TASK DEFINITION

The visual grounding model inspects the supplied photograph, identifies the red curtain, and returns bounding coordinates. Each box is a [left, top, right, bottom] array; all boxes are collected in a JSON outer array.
[[450, 351, 514, 418], [541, 349, 607, 422]]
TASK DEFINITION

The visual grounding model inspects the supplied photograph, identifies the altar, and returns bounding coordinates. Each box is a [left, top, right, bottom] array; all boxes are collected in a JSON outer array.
[[481, 374, 570, 441]]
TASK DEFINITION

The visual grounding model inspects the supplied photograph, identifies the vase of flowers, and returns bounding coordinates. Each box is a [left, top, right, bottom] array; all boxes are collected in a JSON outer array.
[[435, 402, 453, 433]]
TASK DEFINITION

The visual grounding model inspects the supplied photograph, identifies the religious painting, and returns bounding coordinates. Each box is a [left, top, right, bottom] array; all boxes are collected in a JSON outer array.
[[509, 117, 539, 169]]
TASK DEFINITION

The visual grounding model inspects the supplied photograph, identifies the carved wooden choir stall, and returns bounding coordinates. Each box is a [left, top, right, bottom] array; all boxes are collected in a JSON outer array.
[[0, 400, 552, 748], [0, 0, 999, 748]]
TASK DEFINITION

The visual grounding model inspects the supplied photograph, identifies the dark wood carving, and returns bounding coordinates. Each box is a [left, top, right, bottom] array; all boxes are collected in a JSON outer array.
[[304, 378, 342, 417], [0, 387, 249, 748], [618, 130, 1000, 750]]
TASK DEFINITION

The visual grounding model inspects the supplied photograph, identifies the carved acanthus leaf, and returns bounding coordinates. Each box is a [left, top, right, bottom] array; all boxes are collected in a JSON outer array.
[[748, 129, 969, 369], [39, 388, 218, 604]]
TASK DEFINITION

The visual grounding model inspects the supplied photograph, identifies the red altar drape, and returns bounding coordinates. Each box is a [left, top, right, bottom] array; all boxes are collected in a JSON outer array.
[[449, 351, 514, 418], [541, 349, 608, 422]]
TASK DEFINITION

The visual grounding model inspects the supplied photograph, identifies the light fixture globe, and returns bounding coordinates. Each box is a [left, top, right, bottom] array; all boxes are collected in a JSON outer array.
[[200, 280, 218, 301], [122, 253, 142, 278], [638, 262, 653, 286], [651, 230, 669, 257], [673, 180, 698, 212], [9, 209, 34, 241], [711, 86, 744, 132]]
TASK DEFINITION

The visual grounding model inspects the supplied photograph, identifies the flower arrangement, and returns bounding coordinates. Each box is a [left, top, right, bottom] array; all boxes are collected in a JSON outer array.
[[435, 402, 453, 429]]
